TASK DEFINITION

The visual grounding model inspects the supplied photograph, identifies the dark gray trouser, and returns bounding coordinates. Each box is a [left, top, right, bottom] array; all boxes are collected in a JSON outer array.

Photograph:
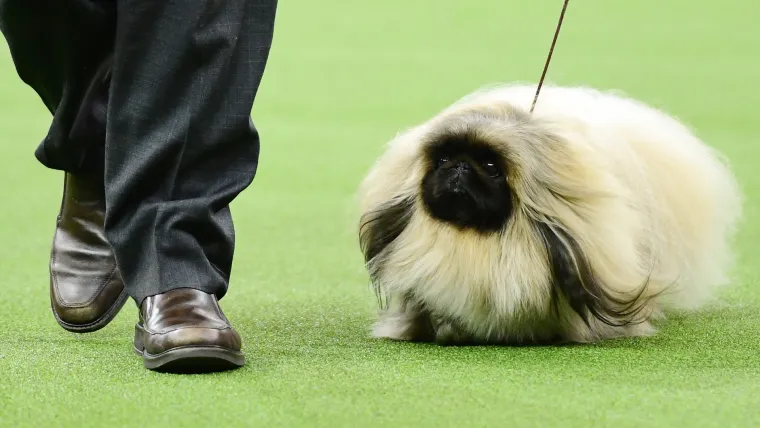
[[0, 0, 278, 305]]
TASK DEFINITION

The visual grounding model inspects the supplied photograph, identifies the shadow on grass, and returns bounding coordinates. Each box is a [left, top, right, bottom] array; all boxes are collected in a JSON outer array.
[[224, 298, 760, 372], [2, 299, 754, 378]]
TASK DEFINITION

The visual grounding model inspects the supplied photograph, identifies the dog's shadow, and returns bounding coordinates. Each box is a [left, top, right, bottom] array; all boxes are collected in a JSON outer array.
[[229, 299, 754, 374]]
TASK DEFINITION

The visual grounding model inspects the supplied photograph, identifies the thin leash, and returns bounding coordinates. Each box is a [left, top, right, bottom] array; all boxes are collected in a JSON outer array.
[[530, 0, 571, 114]]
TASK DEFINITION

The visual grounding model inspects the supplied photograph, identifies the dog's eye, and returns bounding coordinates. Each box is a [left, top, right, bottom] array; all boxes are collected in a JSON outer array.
[[483, 162, 501, 177], [436, 157, 450, 168]]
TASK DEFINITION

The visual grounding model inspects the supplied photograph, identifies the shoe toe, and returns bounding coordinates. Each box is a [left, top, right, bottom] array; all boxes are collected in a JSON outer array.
[[134, 288, 246, 372], [143, 326, 242, 356], [51, 274, 127, 332]]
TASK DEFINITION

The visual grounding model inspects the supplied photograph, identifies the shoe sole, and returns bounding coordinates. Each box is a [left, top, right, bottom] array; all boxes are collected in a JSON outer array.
[[51, 288, 130, 334], [133, 345, 245, 374]]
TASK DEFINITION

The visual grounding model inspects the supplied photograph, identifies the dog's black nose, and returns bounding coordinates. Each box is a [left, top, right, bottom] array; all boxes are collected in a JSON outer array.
[[454, 160, 471, 171]]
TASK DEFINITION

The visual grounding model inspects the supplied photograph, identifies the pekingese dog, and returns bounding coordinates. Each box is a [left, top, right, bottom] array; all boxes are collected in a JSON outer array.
[[357, 84, 743, 345]]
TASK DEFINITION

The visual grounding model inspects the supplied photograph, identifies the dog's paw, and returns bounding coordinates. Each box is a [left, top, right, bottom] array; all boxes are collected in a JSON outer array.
[[371, 311, 435, 342], [432, 319, 476, 346]]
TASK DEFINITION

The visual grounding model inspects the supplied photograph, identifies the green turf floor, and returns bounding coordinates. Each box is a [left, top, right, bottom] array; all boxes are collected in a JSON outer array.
[[1, 1, 759, 426]]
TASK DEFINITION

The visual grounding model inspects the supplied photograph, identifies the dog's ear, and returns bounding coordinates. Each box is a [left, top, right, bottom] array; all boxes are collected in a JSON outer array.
[[359, 196, 416, 307], [359, 196, 416, 265], [535, 222, 649, 327]]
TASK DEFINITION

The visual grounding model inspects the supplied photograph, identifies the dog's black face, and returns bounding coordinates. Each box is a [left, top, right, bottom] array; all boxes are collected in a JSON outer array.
[[421, 135, 513, 232]]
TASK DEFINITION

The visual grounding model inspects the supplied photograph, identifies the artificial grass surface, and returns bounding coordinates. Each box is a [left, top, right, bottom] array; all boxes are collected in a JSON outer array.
[[1, 0, 759, 426]]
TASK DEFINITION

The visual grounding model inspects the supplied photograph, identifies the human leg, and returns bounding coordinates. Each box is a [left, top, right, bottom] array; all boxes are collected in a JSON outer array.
[[0, 0, 127, 332], [104, 0, 278, 371]]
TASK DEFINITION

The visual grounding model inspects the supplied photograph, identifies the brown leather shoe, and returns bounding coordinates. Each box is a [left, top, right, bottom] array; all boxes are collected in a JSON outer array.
[[50, 172, 128, 333], [133, 288, 245, 373]]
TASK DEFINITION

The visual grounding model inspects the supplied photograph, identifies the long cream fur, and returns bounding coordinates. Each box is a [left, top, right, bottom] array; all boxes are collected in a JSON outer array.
[[357, 83, 743, 344]]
